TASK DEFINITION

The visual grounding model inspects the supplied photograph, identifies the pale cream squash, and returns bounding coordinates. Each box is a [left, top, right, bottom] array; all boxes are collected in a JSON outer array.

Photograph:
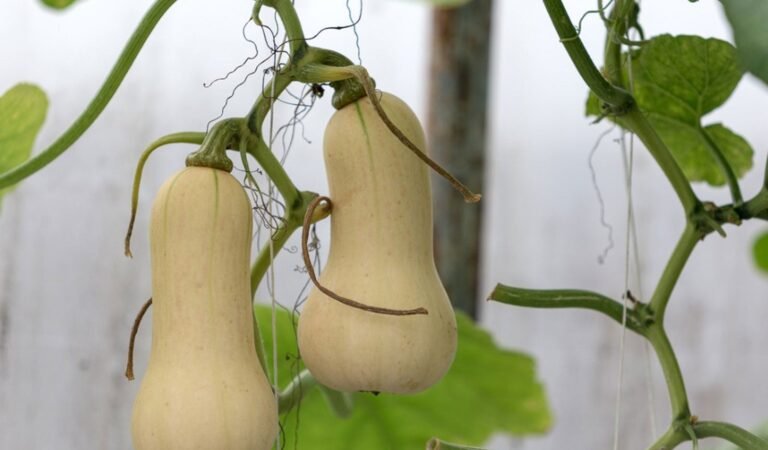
[[297, 92, 458, 394], [131, 167, 277, 450]]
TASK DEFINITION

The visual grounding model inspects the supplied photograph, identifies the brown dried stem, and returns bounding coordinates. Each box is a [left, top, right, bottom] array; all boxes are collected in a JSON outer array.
[[301, 196, 429, 316], [346, 66, 481, 204], [125, 297, 153, 380]]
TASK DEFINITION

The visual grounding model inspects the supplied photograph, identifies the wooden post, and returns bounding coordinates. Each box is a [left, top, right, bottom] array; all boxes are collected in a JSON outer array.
[[428, 0, 493, 319]]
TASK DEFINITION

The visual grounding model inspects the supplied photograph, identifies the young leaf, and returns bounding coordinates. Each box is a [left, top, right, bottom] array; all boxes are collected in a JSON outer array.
[[0, 84, 48, 208], [255, 306, 551, 449], [721, 0, 768, 86], [631, 35, 742, 124], [754, 232, 768, 274], [585, 35, 753, 186], [646, 121, 753, 186], [41, 0, 77, 10]]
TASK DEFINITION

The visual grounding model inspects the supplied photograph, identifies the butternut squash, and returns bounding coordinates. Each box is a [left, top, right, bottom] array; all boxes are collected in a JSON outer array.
[[131, 166, 277, 450], [297, 92, 458, 394]]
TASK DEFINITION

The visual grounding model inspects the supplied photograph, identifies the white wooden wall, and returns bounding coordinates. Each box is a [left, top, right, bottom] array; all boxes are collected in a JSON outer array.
[[1, 1, 766, 449]]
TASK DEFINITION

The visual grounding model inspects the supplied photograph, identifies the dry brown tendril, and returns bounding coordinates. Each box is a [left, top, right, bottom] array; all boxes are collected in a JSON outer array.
[[349, 66, 481, 204], [301, 195, 429, 316], [125, 297, 153, 380]]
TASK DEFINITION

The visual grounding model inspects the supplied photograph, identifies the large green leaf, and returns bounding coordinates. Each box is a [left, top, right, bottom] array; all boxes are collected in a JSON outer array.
[[255, 305, 551, 449], [631, 35, 742, 122], [40, 0, 77, 10], [0, 84, 48, 208], [754, 232, 768, 274], [646, 121, 753, 186], [586, 35, 753, 186], [721, 0, 768, 86]]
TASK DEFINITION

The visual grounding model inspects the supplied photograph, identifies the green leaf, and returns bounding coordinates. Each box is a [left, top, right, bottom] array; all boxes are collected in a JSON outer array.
[[0, 84, 48, 207], [646, 121, 753, 186], [585, 87, 602, 118], [631, 35, 743, 124], [753, 232, 768, 274], [255, 306, 551, 449], [40, 0, 77, 10], [721, 0, 768, 86], [585, 35, 753, 186]]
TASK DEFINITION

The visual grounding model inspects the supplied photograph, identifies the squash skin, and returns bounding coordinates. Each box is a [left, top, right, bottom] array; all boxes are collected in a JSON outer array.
[[297, 92, 458, 394], [131, 167, 277, 450]]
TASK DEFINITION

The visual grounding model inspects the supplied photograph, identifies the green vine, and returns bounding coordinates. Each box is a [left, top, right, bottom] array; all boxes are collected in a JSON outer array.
[[5, 0, 766, 447], [0, 0, 178, 190], [492, 1, 768, 449]]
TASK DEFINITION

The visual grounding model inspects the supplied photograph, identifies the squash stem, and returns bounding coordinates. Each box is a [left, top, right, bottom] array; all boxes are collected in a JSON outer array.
[[290, 63, 482, 203]]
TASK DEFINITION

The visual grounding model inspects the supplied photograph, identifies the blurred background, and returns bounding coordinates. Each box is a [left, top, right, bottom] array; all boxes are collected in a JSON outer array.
[[0, 0, 766, 449]]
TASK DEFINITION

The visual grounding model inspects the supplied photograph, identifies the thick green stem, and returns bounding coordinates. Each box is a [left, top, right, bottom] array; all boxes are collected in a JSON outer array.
[[244, 71, 302, 210], [278, 369, 317, 414], [542, 0, 634, 110], [742, 189, 768, 220], [603, 0, 633, 86], [238, 46, 378, 210], [245, 69, 292, 134], [763, 154, 768, 190], [599, 1, 702, 215], [649, 421, 767, 450], [0, 0, 177, 190], [649, 224, 699, 321], [185, 119, 241, 172], [542, 0, 699, 216], [699, 126, 743, 205], [646, 325, 690, 420], [693, 421, 768, 449], [426, 439, 487, 450], [253, 0, 307, 58], [647, 427, 686, 450], [276, 370, 354, 418], [250, 217, 300, 299], [247, 138, 300, 208], [241, 54, 351, 211], [618, 109, 700, 216], [531, 3, 763, 449], [489, 285, 649, 334]]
